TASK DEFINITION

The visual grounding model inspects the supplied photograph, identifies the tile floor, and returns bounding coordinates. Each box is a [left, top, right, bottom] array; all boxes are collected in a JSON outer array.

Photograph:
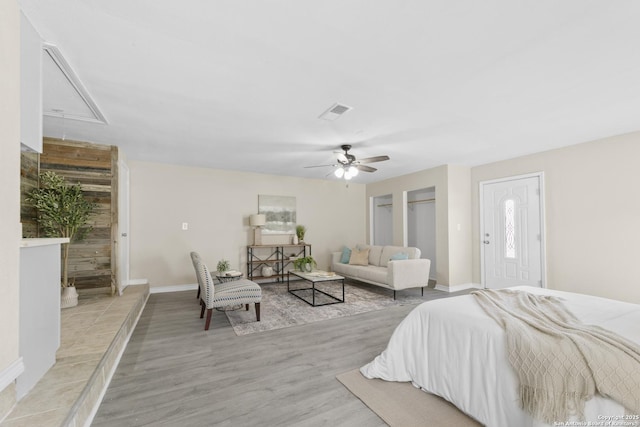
[[3, 285, 149, 427]]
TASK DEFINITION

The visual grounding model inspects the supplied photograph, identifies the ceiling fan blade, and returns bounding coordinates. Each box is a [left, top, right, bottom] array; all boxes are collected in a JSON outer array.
[[358, 155, 390, 164], [356, 164, 377, 173], [304, 164, 336, 168]]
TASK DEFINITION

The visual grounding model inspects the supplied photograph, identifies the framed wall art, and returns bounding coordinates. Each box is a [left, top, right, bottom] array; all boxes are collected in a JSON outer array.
[[258, 195, 296, 234]]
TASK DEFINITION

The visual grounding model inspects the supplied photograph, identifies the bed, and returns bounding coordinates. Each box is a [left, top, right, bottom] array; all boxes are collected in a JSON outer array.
[[360, 286, 640, 427]]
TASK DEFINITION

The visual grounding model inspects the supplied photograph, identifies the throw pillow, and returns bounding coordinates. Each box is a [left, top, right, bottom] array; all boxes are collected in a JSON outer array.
[[340, 246, 352, 264], [349, 247, 370, 266], [390, 252, 409, 261]]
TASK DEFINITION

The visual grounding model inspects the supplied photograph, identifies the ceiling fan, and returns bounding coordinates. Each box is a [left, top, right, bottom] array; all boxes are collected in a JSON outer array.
[[305, 145, 390, 180]]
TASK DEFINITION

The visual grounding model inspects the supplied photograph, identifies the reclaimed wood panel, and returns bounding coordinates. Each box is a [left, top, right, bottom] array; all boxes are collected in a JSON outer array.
[[20, 151, 39, 238], [38, 138, 117, 292]]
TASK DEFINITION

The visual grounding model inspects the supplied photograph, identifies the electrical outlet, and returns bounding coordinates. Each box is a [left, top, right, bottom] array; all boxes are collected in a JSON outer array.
[[182, 222, 188, 230]]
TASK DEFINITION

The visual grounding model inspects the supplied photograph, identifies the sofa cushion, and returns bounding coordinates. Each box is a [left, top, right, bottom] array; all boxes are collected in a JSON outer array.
[[357, 265, 387, 284], [349, 247, 370, 266], [340, 246, 352, 264], [380, 246, 421, 267], [368, 245, 383, 266]]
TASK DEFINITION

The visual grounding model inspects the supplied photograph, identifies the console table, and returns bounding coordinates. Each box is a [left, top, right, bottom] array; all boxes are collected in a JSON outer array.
[[247, 244, 311, 283]]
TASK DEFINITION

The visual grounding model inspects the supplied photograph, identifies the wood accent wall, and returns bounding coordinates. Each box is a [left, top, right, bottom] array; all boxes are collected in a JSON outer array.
[[20, 138, 118, 293], [20, 151, 39, 238]]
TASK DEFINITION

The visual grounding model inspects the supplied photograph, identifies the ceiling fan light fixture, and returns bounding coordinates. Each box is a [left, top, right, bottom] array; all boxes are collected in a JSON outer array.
[[334, 168, 345, 178], [348, 166, 359, 177]]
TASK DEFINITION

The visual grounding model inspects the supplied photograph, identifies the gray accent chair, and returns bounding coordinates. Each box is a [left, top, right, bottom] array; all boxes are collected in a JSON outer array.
[[192, 258, 262, 330]]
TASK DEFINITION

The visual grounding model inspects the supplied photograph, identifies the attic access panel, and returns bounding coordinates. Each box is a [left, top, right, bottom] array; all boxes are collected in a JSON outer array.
[[42, 43, 107, 124]]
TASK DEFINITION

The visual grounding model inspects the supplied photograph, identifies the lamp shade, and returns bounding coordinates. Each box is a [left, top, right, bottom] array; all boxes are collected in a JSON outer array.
[[250, 214, 266, 227]]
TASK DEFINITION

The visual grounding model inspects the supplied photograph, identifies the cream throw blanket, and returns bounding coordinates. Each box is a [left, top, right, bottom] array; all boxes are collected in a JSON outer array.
[[472, 289, 640, 424]]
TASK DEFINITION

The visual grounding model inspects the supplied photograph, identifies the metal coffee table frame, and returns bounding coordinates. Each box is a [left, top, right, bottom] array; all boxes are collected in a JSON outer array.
[[287, 270, 345, 306]]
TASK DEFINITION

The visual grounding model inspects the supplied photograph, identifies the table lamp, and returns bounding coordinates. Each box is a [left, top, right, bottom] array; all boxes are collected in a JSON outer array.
[[250, 214, 266, 245]]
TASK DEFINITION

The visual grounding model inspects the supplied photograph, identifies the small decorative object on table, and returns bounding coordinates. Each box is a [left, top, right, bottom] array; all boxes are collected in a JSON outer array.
[[261, 266, 274, 277], [296, 225, 306, 243], [216, 269, 242, 284], [293, 256, 316, 272], [216, 259, 230, 274]]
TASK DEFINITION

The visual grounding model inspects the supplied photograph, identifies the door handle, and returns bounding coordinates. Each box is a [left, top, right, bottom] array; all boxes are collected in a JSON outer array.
[[121, 233, 127, 237], [483, 240, 490, 244]]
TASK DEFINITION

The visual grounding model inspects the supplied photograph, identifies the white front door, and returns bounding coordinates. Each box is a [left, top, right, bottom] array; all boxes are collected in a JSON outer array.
[[481, 174, 544, 289]]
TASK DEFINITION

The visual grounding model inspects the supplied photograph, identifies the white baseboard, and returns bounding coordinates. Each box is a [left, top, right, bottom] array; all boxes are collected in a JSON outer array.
[[150, 283, 198, 294], [0, 358, 24, 393], [127, 279, 149, 286], [435, 283, 482, 293]]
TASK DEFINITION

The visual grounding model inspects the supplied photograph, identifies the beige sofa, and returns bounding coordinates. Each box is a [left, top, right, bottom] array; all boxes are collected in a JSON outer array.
[[331, 244, 431, 298]]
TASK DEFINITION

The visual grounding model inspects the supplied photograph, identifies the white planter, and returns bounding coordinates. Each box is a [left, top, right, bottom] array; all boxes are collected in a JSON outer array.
[[262, 266, 274, 277], [61, 286, 79, 308]]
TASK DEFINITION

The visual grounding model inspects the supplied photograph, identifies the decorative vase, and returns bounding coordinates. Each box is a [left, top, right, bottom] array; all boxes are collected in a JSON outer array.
[[61, 286, 79, 308], [292, 234, 298, 245], [262, 266, 273, 277], [304, 263, 313, 272]]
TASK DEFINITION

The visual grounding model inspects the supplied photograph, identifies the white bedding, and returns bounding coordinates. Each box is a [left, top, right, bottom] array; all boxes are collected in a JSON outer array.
[[360, 286, 640, 427]]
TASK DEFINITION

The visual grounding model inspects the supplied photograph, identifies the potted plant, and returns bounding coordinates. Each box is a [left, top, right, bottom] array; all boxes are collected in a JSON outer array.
[[296, 225, 307, 243], [293, 256, 316, 272], [27, 171, 96, 308], [216, 259, 230, 274]]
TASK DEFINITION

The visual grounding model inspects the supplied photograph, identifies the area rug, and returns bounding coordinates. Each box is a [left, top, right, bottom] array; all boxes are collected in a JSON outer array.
[[225, 281, 447, 336], [336, 368, 482, 427]]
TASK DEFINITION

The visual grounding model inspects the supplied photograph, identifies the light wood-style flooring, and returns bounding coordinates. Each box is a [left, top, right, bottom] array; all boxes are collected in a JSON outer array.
[[93, 286, 468, 426]]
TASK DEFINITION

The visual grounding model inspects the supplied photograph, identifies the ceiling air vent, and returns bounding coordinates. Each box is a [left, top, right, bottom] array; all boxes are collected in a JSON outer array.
[[318, 102, 353, 121]]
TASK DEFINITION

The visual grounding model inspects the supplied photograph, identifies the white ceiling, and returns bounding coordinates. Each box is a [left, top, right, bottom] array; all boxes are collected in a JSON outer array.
[[19, 0, 640, 183]]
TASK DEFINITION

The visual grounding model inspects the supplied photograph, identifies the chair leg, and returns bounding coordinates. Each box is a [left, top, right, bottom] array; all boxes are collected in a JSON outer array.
[[422, 287, 424, 296], [200, 300, 205, 318], [197, 287, 201, 299], [393, 290, 396, 300], [255, 302, 261, 321], [245, 304, 249, 311], [204, 308, 212, 330]]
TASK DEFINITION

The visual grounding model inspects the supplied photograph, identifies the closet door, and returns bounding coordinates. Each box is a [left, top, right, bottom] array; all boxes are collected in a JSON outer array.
[[407, 188, 436, 280]]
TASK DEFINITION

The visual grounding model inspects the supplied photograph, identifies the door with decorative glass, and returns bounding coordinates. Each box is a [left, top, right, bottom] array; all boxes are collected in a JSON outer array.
[[481, 174, 544, 289]]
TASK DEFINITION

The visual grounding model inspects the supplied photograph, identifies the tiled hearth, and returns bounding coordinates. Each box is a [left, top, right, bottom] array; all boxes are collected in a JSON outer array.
[[3, 285, 149, 427]]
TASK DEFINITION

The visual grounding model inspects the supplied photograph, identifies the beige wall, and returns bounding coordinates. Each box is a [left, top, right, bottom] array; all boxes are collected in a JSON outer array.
[[471, 132, 640, 303], [0, 0, 22, 415], [366, 164, 473, 287], [129, 161, 366, 288], [446, 165, 472, 286]]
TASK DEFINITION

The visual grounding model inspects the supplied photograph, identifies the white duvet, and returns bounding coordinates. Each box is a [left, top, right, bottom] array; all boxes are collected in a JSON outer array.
[[361, 286, 640, 427]]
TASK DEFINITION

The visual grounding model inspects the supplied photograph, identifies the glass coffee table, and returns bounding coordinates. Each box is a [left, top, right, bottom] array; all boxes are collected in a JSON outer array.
[[287, 270, 345, 306]]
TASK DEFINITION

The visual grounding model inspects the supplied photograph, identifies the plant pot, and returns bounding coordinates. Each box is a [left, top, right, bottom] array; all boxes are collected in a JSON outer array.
[[304, 263, 313, 272], [61, 286, 79, 309]]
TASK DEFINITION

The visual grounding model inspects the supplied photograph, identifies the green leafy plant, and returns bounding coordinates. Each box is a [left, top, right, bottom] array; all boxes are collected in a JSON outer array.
[[296, 224, 306, 241], [293, 256, 316, 272], [26, 171, 96, 288], [217, 259, 230, 273]]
